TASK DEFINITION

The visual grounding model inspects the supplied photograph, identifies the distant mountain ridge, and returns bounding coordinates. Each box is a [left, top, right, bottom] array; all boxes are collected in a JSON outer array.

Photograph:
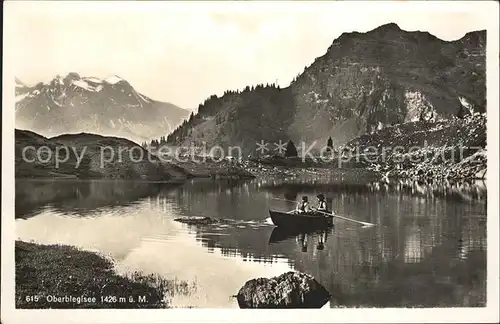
[[15, 73, 190, 144], [166, 23, 486, 155]]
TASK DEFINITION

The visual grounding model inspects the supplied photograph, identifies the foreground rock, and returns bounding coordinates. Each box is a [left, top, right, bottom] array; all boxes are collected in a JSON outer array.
[[236, 271, 330, 308]]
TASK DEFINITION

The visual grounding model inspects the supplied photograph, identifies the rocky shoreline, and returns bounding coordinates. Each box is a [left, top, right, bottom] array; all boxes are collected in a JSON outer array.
[[234, 113, 487, 183], [171, 159, 255, 180], [16, 113, 487, 184], [236, 153, 486, 185]]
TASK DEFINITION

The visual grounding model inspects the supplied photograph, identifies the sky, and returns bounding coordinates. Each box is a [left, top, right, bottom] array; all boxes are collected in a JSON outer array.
[[5, 1, 493, 109]]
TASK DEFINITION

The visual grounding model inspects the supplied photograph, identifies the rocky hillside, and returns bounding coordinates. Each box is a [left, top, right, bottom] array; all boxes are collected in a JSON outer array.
[[15, 73, 190, 144], [167, 23, 485, 155], [15, 129, 190, 180], [343, 113, 487, 180]]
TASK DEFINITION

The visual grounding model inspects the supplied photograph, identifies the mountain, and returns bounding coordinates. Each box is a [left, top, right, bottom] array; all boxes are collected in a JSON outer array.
[[15, 73, 191, 144], [15, 129, 190, 180], [166, 23, 486, 155]]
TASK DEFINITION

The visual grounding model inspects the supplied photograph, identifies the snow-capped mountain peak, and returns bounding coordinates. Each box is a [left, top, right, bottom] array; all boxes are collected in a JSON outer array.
[[104, 75, 125, 85], [15, 73, 190, 144], [83, 77, 103, 84]]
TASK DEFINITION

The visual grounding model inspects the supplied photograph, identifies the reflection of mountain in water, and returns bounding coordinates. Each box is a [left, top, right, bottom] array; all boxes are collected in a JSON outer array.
[[15, 180, 181, 218], [367, 179, 488, 203], [294, 212, 485, 307], [167, 176, 486, 307], [16, 177, 486, 307], [259, 177, 487, 204], [164, 179, 275, 221]]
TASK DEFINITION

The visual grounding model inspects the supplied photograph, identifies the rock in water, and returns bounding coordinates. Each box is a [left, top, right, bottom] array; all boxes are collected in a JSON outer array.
[[173, 216, 218, 225], [236, 271, 330, 308]]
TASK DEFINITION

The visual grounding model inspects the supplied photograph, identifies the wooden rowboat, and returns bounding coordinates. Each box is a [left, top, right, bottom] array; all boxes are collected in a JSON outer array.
[[269, 209, 334, 229]]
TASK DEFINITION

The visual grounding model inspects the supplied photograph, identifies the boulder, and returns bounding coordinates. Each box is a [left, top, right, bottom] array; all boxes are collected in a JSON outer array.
[[236, 271, 330, 308]]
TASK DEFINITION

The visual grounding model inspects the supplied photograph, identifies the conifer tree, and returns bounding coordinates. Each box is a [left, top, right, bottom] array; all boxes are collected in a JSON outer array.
[[327, 137, 333, 152], [285, 140, 298, 158]]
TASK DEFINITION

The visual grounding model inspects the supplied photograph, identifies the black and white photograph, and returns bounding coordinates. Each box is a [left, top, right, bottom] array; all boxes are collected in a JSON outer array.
[[1, 1, 499, 323]]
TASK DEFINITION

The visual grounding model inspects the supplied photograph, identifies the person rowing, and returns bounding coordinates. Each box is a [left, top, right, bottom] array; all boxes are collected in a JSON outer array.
[[316, 194, 328, 212], [313, 193, 337, 217], [295, 196, 310, 214]]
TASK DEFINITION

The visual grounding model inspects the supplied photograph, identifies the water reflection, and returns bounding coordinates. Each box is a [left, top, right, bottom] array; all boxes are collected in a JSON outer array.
[[15, 177, 487, 307], [268, 226, 332, 247], [257, 177, 487, 204], [291, 231, 330, 253], [15, 180, 182, 219], [367, 178, 487, 203]]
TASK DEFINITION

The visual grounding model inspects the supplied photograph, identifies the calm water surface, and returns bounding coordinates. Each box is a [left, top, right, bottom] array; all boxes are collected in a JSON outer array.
[[15, 177, 487, 308]]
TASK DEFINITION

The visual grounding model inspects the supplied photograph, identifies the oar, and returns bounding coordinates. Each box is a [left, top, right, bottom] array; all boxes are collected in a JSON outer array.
[[271, 197, 375, 227], [315, 210, 374, 227]]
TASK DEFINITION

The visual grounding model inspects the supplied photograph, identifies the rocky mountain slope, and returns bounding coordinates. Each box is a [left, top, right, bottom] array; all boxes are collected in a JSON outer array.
[[15, 129, 190, 180], [343, 113, 487, 180], [166, 23, 486, 156], [15, 73, 190, 144]]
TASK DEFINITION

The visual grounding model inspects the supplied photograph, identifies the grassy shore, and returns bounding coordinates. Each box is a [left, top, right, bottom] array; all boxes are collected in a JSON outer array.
[[15, 241, 182, 309]]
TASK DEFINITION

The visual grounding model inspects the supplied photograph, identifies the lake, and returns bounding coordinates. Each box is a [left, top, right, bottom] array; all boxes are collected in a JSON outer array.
[[15, 177, 487, 308]]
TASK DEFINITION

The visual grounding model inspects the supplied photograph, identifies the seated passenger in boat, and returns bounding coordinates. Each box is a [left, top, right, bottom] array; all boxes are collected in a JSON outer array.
[[295, 196, 310, 214]]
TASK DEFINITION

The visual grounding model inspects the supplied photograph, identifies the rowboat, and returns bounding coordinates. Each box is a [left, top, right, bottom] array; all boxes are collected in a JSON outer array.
[[268, 209, 334, 229]]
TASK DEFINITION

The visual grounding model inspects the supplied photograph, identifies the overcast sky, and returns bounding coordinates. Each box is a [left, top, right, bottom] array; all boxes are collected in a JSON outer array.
[[5, 1, 492, 109]]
